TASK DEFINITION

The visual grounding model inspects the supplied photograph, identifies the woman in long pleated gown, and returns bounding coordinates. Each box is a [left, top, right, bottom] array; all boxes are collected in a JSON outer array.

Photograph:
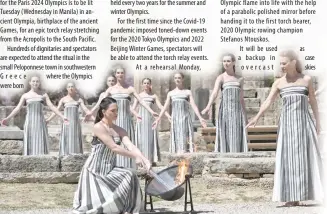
[[132, 78, 171, 165], [152, 72, 206, 153], [46, 82, 92, 156], [202, 53, 248, 153], [247, 50, 323, 206], [101, 75, 141, 119], [87, 67, 158, 168], [73, 97, 151, 214], [0, 75, 67, 155]]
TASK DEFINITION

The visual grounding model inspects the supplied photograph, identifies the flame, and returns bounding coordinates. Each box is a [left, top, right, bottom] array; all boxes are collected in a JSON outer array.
[[175, 159, 190, 185]]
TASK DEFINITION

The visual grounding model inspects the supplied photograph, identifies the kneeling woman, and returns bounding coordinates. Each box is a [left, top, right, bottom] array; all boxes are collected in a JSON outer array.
[[73, 97, 151, 214]]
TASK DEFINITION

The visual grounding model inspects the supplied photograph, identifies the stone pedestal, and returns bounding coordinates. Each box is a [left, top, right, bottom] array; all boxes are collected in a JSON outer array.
[[0, 126, 24, 155]]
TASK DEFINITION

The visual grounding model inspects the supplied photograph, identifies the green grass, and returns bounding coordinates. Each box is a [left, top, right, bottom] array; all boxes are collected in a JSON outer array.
[[0, 178, 272, 210]]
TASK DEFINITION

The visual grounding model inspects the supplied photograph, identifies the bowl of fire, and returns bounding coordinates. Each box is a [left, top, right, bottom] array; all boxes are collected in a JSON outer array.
[[145, 160, 193, 201]]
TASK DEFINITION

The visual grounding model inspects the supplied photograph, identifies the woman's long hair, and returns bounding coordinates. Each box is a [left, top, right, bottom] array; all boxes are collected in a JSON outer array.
[[95, 97, 117, 124], [280, 50, 302, 73]]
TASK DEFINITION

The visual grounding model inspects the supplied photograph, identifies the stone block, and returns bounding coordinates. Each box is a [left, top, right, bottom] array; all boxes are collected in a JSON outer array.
[[262, 174, 274, 178], [48, 133, 60, 152], [246, 107, 260, 115], [259, 178, 274, 188], [203, 157, 275, 174], [60, 154, 89, 172], [0, 140, 23, 155], [193, 132, 207, 152], [243, 173, 261, 178], [167, 152, 275, 175], [0, 172, 79, 184], [263, 117, 276, 126], [158, 131, 170, 152], [243, 89, 257, 98], [0, 155, 60, 173], [243, 81, 265, 89], [245, 98, 260, 107], [229, 173, 244, 178], [0, 126, 24, 140], [256, 88, 270, 100]]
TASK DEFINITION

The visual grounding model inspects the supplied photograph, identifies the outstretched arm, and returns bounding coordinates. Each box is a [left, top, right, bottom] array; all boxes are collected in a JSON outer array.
[[46, 98, 64, 122], [155, 93, 171, 121], [79, 98, 95, 121], [2, 94, 26, 123], [188, 90, 206, 127], [240, 78, 248, 123], [131, 87, 157, 117], [130, 99, 141, 120], [44, 94, 66, 120], [120, 129, 151, 170], [154, 94, 171, 120], [90, 90, 110, 115], [246, 80, 279, 128], [202, 75, 222, 114], [79, 98, 92, 115], [307, 76, 320, 134], [152, 93, 171, 129], [131, 98, 139, 111]]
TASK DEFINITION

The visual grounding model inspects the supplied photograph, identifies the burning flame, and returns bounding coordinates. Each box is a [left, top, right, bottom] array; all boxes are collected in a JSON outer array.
[[175, 159, 190, 185]]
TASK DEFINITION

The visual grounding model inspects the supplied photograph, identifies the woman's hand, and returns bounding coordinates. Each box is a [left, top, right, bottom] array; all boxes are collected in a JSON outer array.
[[0, 118, 8, 126], [135, 156, 143, 167], [136, 156, 151, 172], [152, 119, 160, 130], [142, 158, 152, 172], [84, 111, 93, 119], [136, 115, 142, 122], [200, 118, 207, 128], [246, 116, 259, 129], [62, 117, 69, 125]]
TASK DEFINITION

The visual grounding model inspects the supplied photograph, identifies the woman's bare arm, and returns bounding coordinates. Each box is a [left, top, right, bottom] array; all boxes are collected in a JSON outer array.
[[240, 78, 248, 123], [246, 80, 280, 128], [44, 94, 65, 120], [93, 124, 137, 158], [46, 98, 64, 122], [307, 75, 320, 133], [131, 87, 157, 116], [90, 92, 107, 114], [202, 75, 222, 114], [3, 94, 26, 121], [154, 94, 171, 119]]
